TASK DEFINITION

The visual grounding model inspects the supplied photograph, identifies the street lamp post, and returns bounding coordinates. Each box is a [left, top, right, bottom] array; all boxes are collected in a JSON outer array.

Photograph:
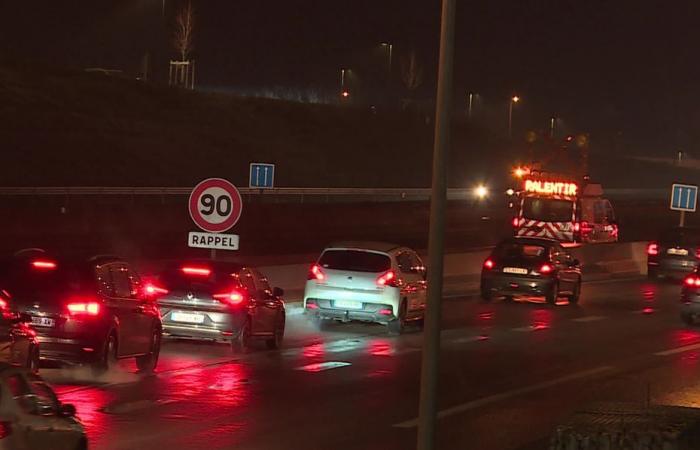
[[468, 92, 473, 119], [550, 117, 556, 138], [508, 95, 520, 138], [381, 42, 393, 74]]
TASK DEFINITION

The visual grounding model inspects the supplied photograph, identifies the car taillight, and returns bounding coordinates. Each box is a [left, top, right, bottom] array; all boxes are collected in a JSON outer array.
[[696, 247, 700, 259], [647, 242, 659, 256], [144, 284, 169, 297], [308, 264, 325, 281], [539, 264, 553, 274], [377, 270, 399, 287], [0, 421, 11, 439], [31, 260, 57, 270], [685, 276, 700, 287], [483, 259, 494, 270], [66, 301, 101, 316], [512, 217, 519, 228], [181, 266, 211, 277], [573, 222, 581, 232], [213, 290, 246, 306]]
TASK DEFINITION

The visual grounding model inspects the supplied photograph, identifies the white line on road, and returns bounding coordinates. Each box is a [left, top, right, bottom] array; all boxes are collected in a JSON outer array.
[[449, 336, 487, 344], [512, 325, 549, 332], [654, 343, 700, 356], [572, 315, 608, 323], [294, 361, 351, 372], [393, 365, 614, 428]]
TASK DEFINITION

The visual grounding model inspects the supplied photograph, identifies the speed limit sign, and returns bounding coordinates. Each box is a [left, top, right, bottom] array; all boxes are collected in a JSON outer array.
[[188, 178, 243, 233]]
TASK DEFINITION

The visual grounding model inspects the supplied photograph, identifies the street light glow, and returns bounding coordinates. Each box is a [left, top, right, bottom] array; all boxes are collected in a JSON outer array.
[[474, 185, 489, 199], [506, 188, 515, 196], [512, 96, 520, 103]]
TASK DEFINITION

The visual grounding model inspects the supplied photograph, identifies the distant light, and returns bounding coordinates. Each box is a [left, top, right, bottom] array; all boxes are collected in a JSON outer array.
[[341, 91, 350, 98], [474, 185, 489, 199], [513, 166, 529, 178], [512, 96, 520, 103], [506, 188, 515, 196]]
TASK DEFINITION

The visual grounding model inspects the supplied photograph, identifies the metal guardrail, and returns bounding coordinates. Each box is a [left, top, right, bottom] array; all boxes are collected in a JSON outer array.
[[0, 186, 665, 201]]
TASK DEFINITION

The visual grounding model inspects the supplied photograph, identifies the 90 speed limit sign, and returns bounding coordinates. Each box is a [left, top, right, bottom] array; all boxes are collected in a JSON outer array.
[[188, 178, 243, 233]]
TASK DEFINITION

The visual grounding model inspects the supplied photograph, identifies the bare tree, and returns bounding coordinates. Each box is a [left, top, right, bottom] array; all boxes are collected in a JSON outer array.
[[173, 1, 195, 61], [401, 50, 424, 93]]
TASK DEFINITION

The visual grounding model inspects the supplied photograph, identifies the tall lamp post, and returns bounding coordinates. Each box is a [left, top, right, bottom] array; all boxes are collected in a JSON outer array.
[[508, 95, 520, 138], [381, 42, 393, 74]]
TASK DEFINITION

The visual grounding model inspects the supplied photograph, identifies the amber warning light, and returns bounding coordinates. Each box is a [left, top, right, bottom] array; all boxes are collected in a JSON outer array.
[[524, 179, 578, 196]]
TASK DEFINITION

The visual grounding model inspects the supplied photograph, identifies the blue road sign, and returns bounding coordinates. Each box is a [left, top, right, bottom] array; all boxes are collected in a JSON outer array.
[[249, 163, 275, 189], [670, 183, 698, 212]]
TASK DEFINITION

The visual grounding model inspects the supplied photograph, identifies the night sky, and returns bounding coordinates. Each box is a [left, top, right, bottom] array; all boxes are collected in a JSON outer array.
[[3, 1, 700, 155]]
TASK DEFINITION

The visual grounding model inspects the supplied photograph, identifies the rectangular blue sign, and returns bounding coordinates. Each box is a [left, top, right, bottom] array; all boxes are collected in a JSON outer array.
[[670, 183, 698, 212], [249, 163, 275, 189]]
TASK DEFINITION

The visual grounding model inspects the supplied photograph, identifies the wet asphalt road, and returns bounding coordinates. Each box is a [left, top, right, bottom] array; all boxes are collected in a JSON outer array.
[[39, 277, 700, 450]]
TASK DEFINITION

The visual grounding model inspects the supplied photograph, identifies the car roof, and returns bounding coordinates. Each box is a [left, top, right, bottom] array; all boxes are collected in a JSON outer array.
[[1, 251, 124, 267], [163, 259, 244, 271], [502, 236, 558, 246], [325, 241, 404, 253]]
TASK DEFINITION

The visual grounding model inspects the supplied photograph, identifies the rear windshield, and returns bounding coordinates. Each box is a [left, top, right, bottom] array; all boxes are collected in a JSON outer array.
[[660, 228, 700, 246], [319, 250, 391, 273], [0, 262, 92, 298], [522, 197, 574, 223], [159, 265, 240, 291], [495, 243, 548, 260]]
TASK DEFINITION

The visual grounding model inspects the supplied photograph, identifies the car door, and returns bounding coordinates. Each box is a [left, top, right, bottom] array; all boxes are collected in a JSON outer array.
[[126, 266, 157, 354], [251, 269, 281, 334], [108, 263, 141, 356], [551, 245, 575, 290], [395, 250, 426, 318], [7, 371, 80, 450], [238, 269, 262, 333]]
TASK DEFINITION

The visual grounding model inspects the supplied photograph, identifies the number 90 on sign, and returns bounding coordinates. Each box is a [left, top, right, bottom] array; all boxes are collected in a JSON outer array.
[[189, 178, 243, 233]]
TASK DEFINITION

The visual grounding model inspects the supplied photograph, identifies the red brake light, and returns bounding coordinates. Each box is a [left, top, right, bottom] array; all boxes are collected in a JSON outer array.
[[539, 264, 553, 274], [484, 259, 494, 270], [696, 247, 700, 259], [181, 266, 211, 277], [573, 222, 581, 232], [685, 276, 700, 287], [144, 284, 169, 297], [377, 270, 399, 287], [308, 264, 326, 281], [647, 243, 659, 256], [213, 290, 246, 306], [512, 217, 519, 228], [0, 421, 11, 439], [66, 301, 101, 316], [31, 260, 57, 270]]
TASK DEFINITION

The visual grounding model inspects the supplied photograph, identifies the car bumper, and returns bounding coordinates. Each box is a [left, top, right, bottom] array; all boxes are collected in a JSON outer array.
[[303, 281, 400, 324], [160, 309, 246, 342], [649, 258, 697, 278], [304, 300, 397, 324], [481, 274, 555, 297], [36, 336, 103, 364]]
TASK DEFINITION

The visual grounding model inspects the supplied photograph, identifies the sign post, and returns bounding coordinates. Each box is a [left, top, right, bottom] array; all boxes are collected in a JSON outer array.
[[670, 183, 698, 227], [188, 178, 243, 258]]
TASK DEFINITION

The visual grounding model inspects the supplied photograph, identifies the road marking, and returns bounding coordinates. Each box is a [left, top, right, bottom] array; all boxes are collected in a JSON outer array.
[[512, 324, 549, 332], [449, 336, 487, 344], [584, 276, 643, 285], [294, 361, 351, 372], [393, 365, 613, 428], [572, 315, 607, 323], [655, 343, 700, 356]]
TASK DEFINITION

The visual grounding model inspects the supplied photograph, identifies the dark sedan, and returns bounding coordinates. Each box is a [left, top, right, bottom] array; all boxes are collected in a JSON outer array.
[[647, 227, 700, 280], [480, 237, 582, 304]]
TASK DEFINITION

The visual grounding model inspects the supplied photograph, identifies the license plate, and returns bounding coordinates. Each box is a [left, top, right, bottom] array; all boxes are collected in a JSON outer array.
[[334, 300, 362, 310], [503, 267, 528, 275], [170, 312, 205, 324], [31, 317, 55, 328], [668, 248, 689, 256]]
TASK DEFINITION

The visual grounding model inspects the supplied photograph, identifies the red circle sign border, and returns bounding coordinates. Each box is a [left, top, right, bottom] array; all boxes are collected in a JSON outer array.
[[188, 178, 243, 233]]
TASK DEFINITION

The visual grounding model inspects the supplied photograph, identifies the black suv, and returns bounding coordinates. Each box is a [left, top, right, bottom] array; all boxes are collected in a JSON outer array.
[[0, 251, 162, 373]]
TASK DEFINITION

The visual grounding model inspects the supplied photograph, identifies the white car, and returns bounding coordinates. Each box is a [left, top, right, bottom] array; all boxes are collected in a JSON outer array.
[[0, 363, 87, 449], [303, 242, 427, 333]]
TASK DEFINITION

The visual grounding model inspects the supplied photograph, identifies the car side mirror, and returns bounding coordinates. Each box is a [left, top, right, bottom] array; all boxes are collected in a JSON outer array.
[[59, 403, 76, 417], [272, 287, 284, 297]]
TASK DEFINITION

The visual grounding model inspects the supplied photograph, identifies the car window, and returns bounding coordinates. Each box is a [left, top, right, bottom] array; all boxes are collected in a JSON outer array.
[[522, 197, 573, 222], [110, 264, 132, 298], [593, 201, 605, 224], [0, 261, 94, 303], [319, 250, 391, 273], [239, 269, 257, 295], [496, 243, 548, 260], [127, 267, 142, 299], [252, 270, 272, 295], [95, 264, 114, 297], [409, 252, 425, 272], [396, 252, 413, 273]]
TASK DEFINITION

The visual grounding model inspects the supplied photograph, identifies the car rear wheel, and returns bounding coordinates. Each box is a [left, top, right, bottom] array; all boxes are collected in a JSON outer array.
[[92, 333, 117, 375], [480, 285, 492, 302], [232, 319, 251, 353], [27, 346, 40, 374], [568, 280, 581, 304], [136, 329, 161, 374], [266, 314, 285, 350], [388, 301, 407, 335], [546, 283, 559, 305]]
